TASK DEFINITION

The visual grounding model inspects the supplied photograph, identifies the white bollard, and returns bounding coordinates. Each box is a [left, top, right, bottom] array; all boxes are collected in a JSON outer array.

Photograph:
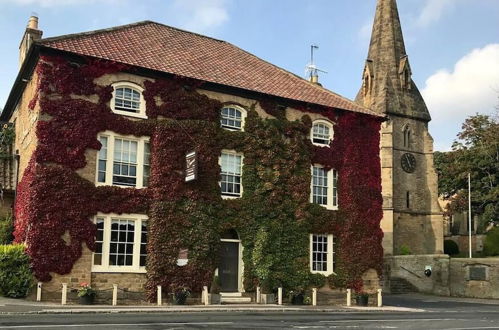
[[346, 289, 351, 307], [312, 288, 317, 306], [112, 284, 118, 306], [278, 287, 282, 305], [377, 288, 382, 307], [61, 283, 67, 305], [256, 286, 261, 304], [157, 285, 162, 306], [203, 286, 209, 306], [36, 282, 42, 302]]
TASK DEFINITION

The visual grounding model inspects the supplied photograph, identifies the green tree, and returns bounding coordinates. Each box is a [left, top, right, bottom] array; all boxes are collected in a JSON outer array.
[[434, 110, 499, 232]]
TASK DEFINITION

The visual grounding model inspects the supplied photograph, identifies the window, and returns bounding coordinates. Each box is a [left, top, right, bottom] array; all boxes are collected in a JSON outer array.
[[403, 125, 411, 148], [220, 105, 246, 131], [111, 83, 146, 119], [310, 234, 335, 275], [220, 151, 243, 198], [92, 214, 148, 273], [311, 166, 338, 210], [406, 191, 410, 209], [97, 131, 150, 189], [311, 120, 333, 146]]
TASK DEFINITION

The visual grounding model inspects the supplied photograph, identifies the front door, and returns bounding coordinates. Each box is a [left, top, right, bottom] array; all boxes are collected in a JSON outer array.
[[219, 241, 239, 292]]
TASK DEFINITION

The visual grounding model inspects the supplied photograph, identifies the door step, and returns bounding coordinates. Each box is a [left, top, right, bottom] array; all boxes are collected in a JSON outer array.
[[220, 292, 251, 304]]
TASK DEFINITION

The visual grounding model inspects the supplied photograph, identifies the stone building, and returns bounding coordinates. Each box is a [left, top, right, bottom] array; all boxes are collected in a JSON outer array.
[[1, 15, 385, 302], [356, 0, 444, 256]]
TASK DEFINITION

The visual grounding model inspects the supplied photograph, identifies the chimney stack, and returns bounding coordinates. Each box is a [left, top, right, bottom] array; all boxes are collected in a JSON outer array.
[[19, 15, 42, 68]]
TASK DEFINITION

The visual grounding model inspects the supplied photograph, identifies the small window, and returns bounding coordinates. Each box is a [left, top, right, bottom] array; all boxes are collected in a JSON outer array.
[[403, 125, 411, 148], [311, 166, 338, 210], [111, 83, 146, 119], [220, 151, 243, 198], [406, 191, 410, 209], [310, 234, 335, 275], [96, 131, 150, 189], [92, 214, 148, 273], [220, 105, 246, 131], [311, 120, 333, 146]]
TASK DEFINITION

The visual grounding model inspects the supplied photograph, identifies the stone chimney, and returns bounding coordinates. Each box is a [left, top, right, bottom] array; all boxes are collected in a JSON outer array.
[[19, 15, 42, 67]]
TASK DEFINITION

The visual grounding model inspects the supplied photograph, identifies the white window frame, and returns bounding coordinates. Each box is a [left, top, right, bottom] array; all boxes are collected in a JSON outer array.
[[220, 105, 247, 131], [311, 120, 333, 146], [92, 213, 148, 273], [310, 165, 338, 210], [96, 131, 150, 189], [219, 150, 243, 199], [309, 234, 335, 276], [111, 82, 147, 119]]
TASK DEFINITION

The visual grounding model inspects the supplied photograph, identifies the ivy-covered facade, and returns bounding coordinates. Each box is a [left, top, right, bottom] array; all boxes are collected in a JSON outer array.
[[3, 20, 384, 302]]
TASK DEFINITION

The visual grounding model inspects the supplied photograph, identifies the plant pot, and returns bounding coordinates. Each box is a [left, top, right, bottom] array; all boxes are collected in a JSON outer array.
[[173, 293, 188, 305], [78, 294, 94, 305], [291, 294, 304, 305], [355, 295, 369, 306], [209, 293, 221, 305], [261, 293, 275, 304]]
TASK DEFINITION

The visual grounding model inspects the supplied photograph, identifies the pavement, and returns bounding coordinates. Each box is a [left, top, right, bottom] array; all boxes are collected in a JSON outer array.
[[1, 293, 498, 315]]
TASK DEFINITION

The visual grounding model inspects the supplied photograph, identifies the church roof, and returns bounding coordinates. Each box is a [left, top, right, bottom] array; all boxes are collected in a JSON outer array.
[[355, 0, 431, 121], [37, 21, 379, 117]]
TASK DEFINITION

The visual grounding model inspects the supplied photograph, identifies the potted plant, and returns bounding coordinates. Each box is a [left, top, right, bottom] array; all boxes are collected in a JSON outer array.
[[209, 275, 221, 304], [288, 289, 305, 305], [77, 282, 95, 305], [260, 281, 275, 304], [355, 292, 369, 306], [171, 286, 191, 305]]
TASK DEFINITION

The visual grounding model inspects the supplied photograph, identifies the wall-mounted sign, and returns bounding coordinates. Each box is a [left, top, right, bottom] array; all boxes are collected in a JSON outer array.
[[177, 248, 188, 267], [185, 151, 197, 182]]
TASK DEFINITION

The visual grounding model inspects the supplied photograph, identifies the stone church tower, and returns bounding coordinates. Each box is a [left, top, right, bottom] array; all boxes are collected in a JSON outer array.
[[356, 0, 443, 255]]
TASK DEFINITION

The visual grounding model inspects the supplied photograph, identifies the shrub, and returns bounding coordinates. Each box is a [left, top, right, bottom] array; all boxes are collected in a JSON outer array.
[[0, 244, 33, 298], [0, 214, 14, 244], [444, 240, 460, 255], [483, 227, 499, 256], [399, 245, 411, 255]]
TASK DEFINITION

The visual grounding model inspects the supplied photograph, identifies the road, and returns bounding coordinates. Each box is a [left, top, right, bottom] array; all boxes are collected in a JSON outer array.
[[0, 294, 498, 329]]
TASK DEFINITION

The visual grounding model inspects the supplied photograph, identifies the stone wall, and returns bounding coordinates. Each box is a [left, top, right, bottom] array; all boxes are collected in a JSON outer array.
[[384, 255, 450, 296], [449, 258, 499, 299], [446, 235, 485, 254], [385, 255, 499, 299]]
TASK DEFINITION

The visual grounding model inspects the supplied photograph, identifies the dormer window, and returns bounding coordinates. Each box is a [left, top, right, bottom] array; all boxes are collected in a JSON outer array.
[[112, 83, 146, 119], [311, 120, 333, 146], [220, 105, 246, 131]]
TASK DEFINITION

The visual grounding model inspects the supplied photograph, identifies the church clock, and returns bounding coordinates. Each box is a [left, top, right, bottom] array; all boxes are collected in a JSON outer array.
[[401, 153, 416, 173]]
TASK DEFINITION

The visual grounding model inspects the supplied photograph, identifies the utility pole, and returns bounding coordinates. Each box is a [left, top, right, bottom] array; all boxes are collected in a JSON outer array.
[[468, 172, 472, 259]]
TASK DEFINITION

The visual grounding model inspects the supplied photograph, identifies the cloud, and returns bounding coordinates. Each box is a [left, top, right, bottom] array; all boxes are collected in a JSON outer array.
[[171, 0, 229, 33], [422, 44, 499, 150], [416, 0, 455, 27], [0, 0, 118, 7]]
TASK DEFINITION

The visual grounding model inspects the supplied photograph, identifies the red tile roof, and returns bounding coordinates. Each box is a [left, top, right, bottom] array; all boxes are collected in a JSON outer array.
[[39, 21, 378, 116]]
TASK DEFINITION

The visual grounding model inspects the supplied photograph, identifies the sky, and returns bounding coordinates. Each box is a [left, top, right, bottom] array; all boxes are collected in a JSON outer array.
[[0, 0, 498, 151]]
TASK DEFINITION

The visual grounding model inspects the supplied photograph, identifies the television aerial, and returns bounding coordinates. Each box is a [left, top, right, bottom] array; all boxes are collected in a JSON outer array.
[[305, 44, 327, 83]]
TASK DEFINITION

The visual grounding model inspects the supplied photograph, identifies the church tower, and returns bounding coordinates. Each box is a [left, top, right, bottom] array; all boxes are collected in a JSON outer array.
[[356, 0, 443, 255]]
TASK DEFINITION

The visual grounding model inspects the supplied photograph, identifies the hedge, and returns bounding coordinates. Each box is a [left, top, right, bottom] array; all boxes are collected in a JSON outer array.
[[444, 240, 460, 255], [483, 227, 499, 256], [0, 244, 33, 298]]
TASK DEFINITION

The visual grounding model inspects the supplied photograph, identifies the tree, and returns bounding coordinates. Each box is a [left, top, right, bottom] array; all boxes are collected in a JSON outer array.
[[434, 110, 499, 232]]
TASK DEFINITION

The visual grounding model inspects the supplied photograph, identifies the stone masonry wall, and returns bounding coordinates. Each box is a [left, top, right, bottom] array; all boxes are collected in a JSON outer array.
[[385, 255, 499, 299]]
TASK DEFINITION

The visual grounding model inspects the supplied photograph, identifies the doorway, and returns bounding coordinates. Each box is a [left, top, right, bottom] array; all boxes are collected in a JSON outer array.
[[219, 229, 242, 292]]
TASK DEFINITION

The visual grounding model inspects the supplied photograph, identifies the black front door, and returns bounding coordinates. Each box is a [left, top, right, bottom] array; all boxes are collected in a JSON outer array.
[[219, 241, 239, 292]]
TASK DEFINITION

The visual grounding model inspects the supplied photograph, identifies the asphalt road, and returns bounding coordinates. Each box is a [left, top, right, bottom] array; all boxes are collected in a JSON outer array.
[[0, 295, 498, 330]]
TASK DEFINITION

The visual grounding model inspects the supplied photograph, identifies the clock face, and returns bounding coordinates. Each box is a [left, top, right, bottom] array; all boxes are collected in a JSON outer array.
[[401, 153, 416, 173]]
